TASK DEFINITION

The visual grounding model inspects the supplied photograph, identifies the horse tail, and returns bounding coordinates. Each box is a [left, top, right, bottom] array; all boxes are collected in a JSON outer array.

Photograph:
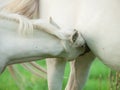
[[2, 0, 40, 19]]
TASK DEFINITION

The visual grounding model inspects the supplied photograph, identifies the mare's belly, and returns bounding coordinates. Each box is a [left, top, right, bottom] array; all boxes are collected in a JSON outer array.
[[81, 14, 120, 70], [87, 29, 120, 70]]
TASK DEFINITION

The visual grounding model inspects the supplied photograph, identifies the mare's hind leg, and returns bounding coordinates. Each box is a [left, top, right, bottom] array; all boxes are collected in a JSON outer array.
[[65, 52, 95, 90], [46, 58, 66, 90]]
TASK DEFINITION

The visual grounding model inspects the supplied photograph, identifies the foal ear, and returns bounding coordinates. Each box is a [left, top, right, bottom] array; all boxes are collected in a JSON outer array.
[[71, 29, 79, 43], [71, 29, 85, 47], [49, 17, 61, 29]]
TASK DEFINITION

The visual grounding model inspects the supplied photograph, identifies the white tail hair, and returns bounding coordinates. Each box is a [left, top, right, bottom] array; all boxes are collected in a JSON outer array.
[[2, 0, 40, 19]]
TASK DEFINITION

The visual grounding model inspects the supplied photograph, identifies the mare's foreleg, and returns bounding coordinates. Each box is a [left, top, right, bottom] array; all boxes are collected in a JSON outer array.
[[46, 58, 66, 90], [65, 52, 95, 90]]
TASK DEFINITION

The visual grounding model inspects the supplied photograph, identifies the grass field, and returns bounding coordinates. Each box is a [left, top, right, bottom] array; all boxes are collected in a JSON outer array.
[[0, 58, 118, 90]]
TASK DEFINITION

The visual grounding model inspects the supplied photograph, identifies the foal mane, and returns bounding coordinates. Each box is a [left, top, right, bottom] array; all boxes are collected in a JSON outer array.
[[0, 11, 35, 35], [0, 11, 65, 40]]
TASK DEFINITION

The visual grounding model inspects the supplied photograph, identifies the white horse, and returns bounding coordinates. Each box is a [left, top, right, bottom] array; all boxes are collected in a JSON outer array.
[[0, 11, 85, 75], [2, 0, 120, 90]]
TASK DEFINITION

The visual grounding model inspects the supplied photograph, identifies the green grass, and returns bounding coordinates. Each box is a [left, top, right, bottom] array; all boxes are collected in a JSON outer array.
[[0, 59, 115, 90]]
